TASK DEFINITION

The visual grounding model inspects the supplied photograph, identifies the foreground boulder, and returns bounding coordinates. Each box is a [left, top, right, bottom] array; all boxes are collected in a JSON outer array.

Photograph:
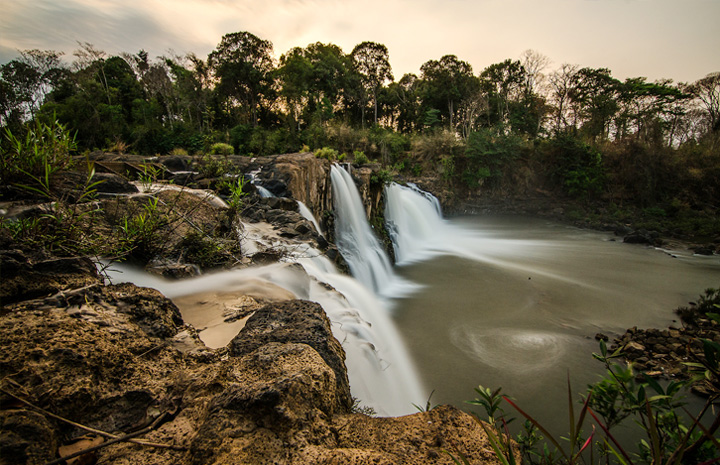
[[0, 280, 506, 464]]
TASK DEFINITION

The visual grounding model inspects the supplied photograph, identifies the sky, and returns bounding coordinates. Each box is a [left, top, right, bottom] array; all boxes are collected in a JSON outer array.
[[1, 0, 718, 84]]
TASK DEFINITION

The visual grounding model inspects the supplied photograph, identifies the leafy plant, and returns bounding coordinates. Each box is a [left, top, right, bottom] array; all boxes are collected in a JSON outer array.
[[370, 168, 393, 186], [118, 196, 167, 261], [196, 154, 237, 178], [353, 150, 369, 165], [413, 390, 437, 413], [170, 147, 189, 156], [210, 142, 234, 155], [218, 176, 248, 211], [1, 117, 77, 191], [138, 163, 162, 190]]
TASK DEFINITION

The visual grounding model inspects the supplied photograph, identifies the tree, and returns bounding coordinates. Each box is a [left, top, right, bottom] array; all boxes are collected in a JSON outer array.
[[615, 77, 686, 145], [687, 72, 720, 134], [208, 31, 275, 127], [420, 55, 478, 131], [548, 63, 579, 133], [567, 67, 621, 141], [0, 49, 65, 126], [383, 73, 421, 133], [479, 59, 526, 131], [351, 41, 394, 127]]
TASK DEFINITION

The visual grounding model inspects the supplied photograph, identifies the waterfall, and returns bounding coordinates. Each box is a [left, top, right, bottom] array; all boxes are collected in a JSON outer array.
[[384, 182, 453, 264], [384, 182, 579, 284], [297, 201, 324, 237], [104, 169, 437, 416], [330, 165, 417, 299]]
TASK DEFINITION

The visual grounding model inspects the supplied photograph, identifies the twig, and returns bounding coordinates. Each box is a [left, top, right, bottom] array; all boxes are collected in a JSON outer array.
[[134, 344, 166, 359], [0, 389, 185, 452], [44, 412, 171, 465]]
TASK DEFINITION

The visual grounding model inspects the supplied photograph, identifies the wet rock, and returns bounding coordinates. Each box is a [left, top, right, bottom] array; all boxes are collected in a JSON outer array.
[[250, 251, 282, 265], [595, 333, 609, 341], [266, 197, 297, 212], [278, 227, 301, 238], [694, 246, 715, 256], [624, 341, 646, 353], [161, 156, 192, 172]]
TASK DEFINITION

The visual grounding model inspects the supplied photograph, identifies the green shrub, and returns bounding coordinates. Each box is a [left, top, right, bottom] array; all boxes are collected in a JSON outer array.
[[463, 128, 523, 190], [170, 147, 189, 156], [210, 142, 234, 156], [542, 134, 604, 198], [354, 150, 369, 165], [197, 155, 237, 178], [370, 168, 394, 186], [118, 197, 167, 262], [314, 147, 339, 161]]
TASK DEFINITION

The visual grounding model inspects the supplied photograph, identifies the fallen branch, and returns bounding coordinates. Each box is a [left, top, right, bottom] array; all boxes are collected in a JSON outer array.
[[45, 412, 171, 465], [0, 388, 185, 452]]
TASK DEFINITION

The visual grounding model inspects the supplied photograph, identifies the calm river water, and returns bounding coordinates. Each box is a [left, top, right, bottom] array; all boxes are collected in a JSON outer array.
[[390, 215, 720, 435]]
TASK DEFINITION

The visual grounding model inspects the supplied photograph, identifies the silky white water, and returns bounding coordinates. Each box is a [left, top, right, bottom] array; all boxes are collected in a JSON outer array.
[[297, 200, 324, 237], [330, 166, 418, 299]]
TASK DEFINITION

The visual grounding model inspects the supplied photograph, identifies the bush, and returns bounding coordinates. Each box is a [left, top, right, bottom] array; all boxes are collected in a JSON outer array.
[[353, 150, 369, 165], [411, 130, 463, 161], [210, 142, 234, 156], [462, 128, 523, 190], [370, 168, 394, 186], [196, 154, 237, 179], [541, 134, 604, 198], [314, 147, 339, 161], [170, 147, 189, 156]]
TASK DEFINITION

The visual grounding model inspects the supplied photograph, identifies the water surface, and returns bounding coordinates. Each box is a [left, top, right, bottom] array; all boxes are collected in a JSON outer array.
[[391, 215, 720, 434]]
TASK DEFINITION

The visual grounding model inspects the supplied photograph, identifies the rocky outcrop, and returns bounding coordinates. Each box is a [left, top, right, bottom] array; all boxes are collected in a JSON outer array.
[[0, 153, 508, 464], [229, 300, 353, 411], [271, 152, 333, 220]]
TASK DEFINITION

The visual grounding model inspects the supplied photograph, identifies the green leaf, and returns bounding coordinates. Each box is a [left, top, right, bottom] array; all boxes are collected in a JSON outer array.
[[642, 374, 665, 396]]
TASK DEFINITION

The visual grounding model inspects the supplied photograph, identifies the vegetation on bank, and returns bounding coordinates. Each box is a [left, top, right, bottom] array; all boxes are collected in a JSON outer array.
[[1, 36, 719, 239]]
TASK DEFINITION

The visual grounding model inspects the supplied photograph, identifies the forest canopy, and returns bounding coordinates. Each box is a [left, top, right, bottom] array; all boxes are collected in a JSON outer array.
[[1, 31, 719, 222]]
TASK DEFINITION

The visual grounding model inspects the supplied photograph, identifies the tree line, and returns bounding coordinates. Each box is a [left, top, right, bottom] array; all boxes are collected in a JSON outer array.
[[1, 31, 719, 222]]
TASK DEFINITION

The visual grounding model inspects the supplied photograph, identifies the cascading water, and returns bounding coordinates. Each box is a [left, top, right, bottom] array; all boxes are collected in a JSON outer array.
[[330, 166, 417, 299], [248, 168, 275, 198], [297, 201, 324, 237]]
